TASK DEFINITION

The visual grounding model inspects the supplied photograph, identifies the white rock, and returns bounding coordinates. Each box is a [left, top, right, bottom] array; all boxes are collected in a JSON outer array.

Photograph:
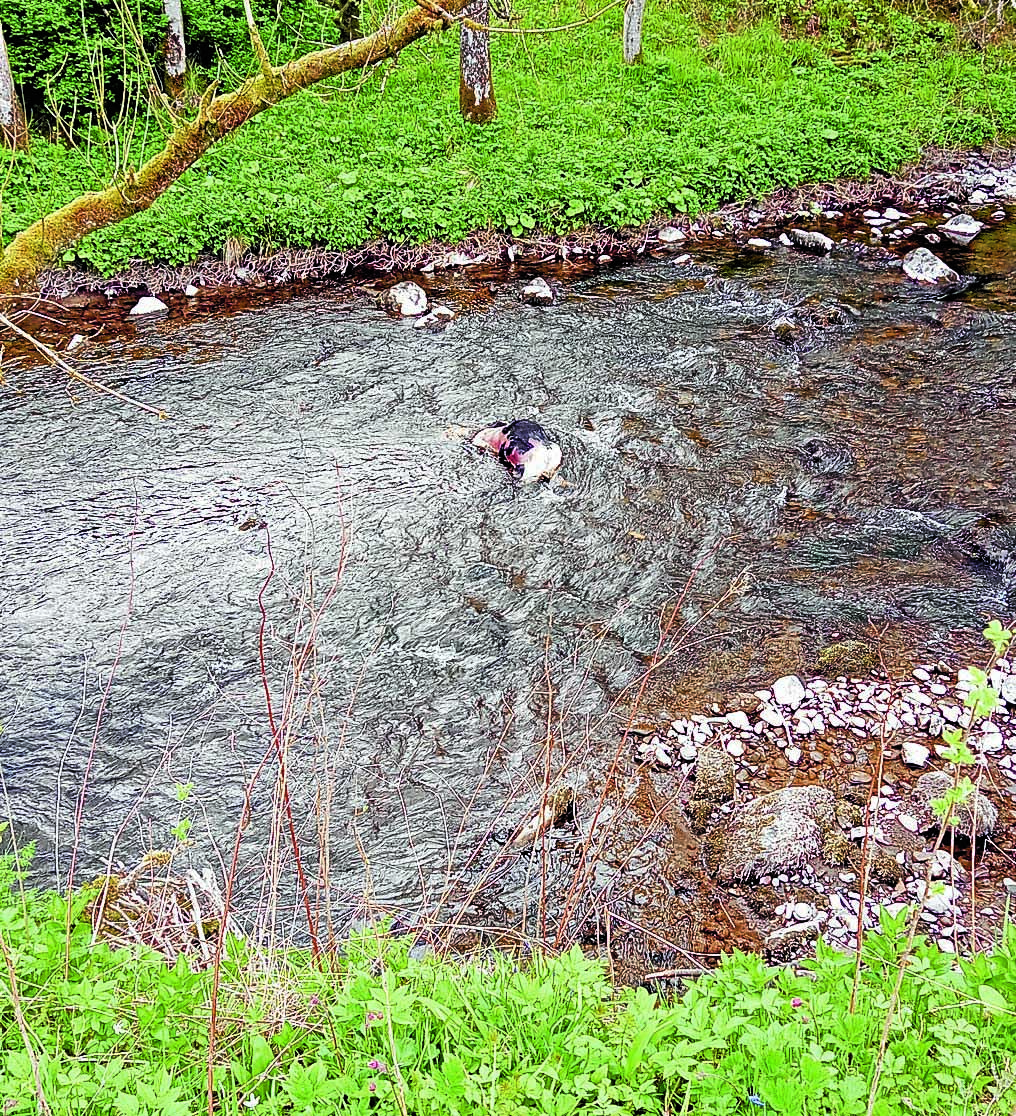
[[778, 233, 793, 247], [385, 281, 429, 316], [788, 228, 834, 253], [883, 207, 908, 221], [521, 277, 556, 305], [863, 209, 881, 219], [184, 284, 199, 297], [658, 226, 685, 243], [913, 667, 931, 682], [726, 711, 752, 731], [786, 746, 802, 764], [792, 901, 815, 922], [412, 305, 456, 330], [969, 189, 989, 205], [760, 708, 785, 727], [902, 247, 959, 286], [67, 333, 87, 352], [773, 675, 807, 709], [726, 740, 746, 759], [129, 295, 169, 316], [746, 237, 772, 249], [679, 743, 698, 762], [1001, 676, 1016, 705], [940, 213, 983, 243], [794, 717, 814, 735]]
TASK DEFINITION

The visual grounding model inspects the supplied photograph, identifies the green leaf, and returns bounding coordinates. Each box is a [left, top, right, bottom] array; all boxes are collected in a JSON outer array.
[[250, 1034, 274, 1078], [978, 984, 1008, 1014]]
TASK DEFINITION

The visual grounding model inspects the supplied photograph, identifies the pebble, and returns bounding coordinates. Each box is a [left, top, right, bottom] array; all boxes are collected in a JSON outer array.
[[184, 284, 199, 297], [746, 237, 772, 249], [725, 740, 746, 759], [901, 740, 930, 768], [786, 746, 802, 764], [658, 226, 685, 243], [726, 711, 752, 731], [792, 902, 815, 921], [897, 813, 920, 832]]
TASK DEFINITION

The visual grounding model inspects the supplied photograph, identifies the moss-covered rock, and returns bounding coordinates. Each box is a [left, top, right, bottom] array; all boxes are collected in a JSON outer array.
[[816, 640, 879, 677]]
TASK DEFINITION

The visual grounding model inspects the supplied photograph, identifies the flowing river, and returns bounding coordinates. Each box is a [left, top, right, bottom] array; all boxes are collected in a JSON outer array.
[[1, 227, 1014, 930]]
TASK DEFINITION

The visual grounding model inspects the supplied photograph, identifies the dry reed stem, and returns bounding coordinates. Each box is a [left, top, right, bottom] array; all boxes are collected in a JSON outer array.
[[0, 934, 52, 1116]]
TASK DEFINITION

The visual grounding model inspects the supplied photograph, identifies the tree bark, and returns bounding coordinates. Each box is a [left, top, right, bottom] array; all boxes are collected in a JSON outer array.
[[0, 0, 471, 292], [0, 17, 27, 151], [459, 0, 496, 124], [164, 0, 187, 98], [623, 0, 645, 64]]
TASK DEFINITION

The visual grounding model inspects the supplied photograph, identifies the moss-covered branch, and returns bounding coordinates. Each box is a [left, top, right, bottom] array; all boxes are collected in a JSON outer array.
[[0, 0, 468, 293]]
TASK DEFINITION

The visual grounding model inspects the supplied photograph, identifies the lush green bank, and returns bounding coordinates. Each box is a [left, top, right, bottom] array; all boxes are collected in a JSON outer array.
[[4, 0, 1016, 276], [3, 848, 1016, 1116]]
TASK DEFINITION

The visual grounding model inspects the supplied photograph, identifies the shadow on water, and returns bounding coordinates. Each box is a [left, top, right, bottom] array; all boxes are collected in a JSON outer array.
[[1, 237, 1015, 916]]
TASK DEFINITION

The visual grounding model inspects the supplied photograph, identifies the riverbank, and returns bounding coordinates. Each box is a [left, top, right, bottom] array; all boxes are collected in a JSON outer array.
[[7, 0, 1016, 295], [6, 842, 1016, 1114]]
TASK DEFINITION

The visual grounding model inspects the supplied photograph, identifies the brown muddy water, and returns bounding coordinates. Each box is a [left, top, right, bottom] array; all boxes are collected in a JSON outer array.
[[1, 224, 1015, 947]]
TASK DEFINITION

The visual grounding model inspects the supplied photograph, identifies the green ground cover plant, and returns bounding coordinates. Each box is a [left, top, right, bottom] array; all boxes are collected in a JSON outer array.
[[1, 0, 1015, 274], [2, 847, 1016, 1115]]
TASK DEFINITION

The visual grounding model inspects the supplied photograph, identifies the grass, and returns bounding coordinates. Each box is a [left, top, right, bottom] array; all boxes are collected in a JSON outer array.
[[1, 0, 1015, 275], [3, 838, 1016, 1116]]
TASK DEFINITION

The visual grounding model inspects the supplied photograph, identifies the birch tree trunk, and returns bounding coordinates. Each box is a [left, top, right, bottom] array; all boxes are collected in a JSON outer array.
[[0, 0, 472, 292], [459, 0, 496, 124], [623, 0, 645, 64], [0, 17, 27, 150], [164, 0, 187, 98]]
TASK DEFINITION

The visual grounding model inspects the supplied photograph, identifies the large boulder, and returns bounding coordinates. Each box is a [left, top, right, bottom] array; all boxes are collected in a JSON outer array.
[[384, 281, 428, 317], [902, 248, 958, 286], [703, 785, 838, 882]]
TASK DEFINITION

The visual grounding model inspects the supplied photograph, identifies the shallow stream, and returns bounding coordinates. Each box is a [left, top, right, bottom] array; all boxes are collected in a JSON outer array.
[[2, 230, 1014, 922]]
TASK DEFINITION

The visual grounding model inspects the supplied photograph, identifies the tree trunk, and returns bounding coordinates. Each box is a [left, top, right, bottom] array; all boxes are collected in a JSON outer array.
[[164, 0, 187, 98], [459, 0, 496, 124], [623, 0, 645, 64], [0, 0, 472, 292], [0, 17, 27, 150]]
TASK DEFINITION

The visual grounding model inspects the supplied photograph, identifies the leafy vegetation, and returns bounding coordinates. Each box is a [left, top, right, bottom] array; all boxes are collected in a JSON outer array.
[[1, 0, 1015, 274], [2, 835, 1016, 1116]]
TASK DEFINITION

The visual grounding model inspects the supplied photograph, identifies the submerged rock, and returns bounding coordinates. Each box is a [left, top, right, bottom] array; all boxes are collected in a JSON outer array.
[[703, 785, 838, 883], [902, 248, 958, 286], [384, 281, 429, 316], [799, 437, 856, 477], [816, 639, 876, 676]]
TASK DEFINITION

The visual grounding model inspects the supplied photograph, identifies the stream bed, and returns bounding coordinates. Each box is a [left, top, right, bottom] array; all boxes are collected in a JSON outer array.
[[2, 218, 1015, 956]]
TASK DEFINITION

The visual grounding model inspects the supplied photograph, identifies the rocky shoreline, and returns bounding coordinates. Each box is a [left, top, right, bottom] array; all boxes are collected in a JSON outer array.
[[625, 648, 1015, 965], [30, 144, 1016, 313]]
